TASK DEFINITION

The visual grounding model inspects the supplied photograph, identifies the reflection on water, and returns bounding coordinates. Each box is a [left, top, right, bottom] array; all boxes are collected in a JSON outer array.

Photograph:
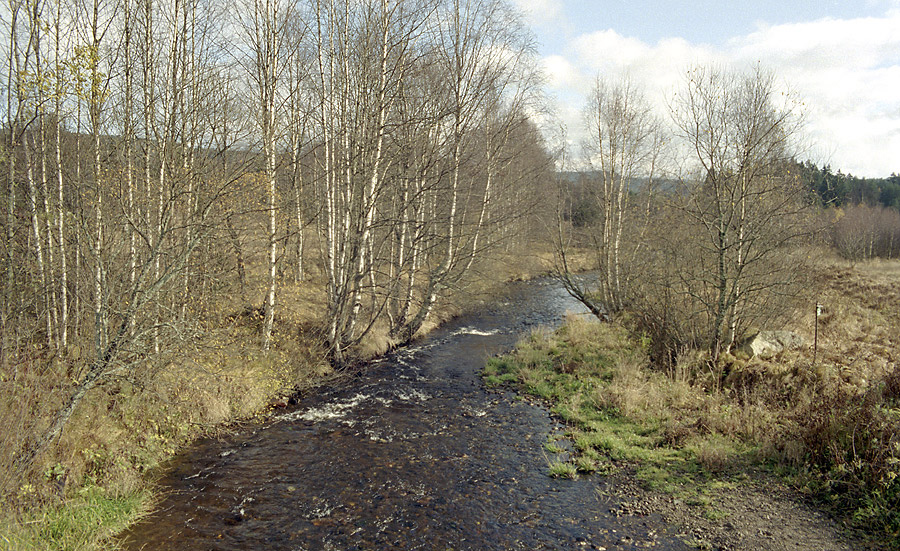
[[123, 279, 690, 550]]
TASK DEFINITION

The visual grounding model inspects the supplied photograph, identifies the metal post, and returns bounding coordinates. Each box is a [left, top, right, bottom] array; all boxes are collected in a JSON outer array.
[[814, 302, 822, 365]]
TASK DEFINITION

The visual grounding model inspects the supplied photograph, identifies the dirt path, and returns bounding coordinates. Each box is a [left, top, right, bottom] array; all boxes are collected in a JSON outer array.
[[597, 467, 881, 551]]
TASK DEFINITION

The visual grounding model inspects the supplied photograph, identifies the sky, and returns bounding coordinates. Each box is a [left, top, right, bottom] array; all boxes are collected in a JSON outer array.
[[512, 0, 900, 177]]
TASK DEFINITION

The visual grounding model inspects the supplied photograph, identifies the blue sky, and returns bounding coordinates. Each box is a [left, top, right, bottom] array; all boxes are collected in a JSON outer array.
[[514, 0, 900, 176], [533, 0, 895, 47]]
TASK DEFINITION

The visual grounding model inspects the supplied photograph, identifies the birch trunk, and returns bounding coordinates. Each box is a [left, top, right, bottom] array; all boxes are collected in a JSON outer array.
[[24, 133, 52, 346], [54, 0, 68, 348]]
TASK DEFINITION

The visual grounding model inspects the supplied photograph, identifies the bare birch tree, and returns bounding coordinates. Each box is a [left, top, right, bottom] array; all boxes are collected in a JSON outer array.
[[0, 0, 552, 481], [553, 77, 664, 317], [668, 64, 809, 356], [310, 0, 441, 361], [387, 0, 539, 343], [6, 0, 251, 478], [240, 0, 291, 350]]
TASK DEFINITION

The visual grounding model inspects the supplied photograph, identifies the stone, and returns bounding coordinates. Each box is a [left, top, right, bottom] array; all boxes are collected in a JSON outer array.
[[739, 330, 805, 359]]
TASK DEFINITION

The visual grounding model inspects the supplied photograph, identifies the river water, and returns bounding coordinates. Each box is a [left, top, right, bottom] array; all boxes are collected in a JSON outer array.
[[123, 278, 691, 550]]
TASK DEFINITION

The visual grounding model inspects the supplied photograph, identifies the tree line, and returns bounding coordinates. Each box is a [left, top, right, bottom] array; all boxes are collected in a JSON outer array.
[[799, 161, 900, 210], [797, 161, 900, 261], [1, 0, 550, 477]]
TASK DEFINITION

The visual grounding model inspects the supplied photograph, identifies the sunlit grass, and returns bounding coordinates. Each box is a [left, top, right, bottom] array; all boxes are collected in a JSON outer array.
[[0, 486, 150, 551], [547, 461, 578, 479], [482, 316, 757, 512], [482, 261, 900, 544]]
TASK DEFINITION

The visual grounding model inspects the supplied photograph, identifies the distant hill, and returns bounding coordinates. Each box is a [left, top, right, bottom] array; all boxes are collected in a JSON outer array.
[[556, 171, 679, 192], [560, 165, 900, 211]]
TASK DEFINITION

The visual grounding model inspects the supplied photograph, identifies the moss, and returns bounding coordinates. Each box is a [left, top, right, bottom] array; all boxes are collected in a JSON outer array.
[[483, 275, 900, 545], [481, 317, 772, 524]]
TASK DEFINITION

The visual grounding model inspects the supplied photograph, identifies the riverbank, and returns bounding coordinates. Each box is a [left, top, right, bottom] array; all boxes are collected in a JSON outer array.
[[483, 257, 900, 549], [119, 268, 690, 550], [0, 249, 561, 551], [0, 285, 333, 550]]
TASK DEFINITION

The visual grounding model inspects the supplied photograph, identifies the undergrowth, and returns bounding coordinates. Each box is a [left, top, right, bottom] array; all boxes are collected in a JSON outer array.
[[0, 281, 333, 550], [1, 487, 150, 551], [483, 318, 750, 509], [485, 266, 900, 548]]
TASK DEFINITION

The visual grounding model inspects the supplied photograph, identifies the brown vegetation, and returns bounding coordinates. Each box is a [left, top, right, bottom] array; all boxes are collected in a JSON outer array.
[[555, 64, 815, 364], [1, 0, 554, 546], [489, 254, 900, 545], [832, 203, 900, 262]]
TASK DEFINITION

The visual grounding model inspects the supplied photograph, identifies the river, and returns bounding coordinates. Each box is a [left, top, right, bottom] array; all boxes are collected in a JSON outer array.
[[122, 278, 691, 550]]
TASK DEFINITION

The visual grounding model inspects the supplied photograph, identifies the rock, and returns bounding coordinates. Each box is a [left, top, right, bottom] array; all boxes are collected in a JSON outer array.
[[739, 330, 805, 359]]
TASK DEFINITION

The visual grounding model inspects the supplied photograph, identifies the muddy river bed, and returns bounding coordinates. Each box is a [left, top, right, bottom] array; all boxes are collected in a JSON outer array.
[[123, 279, 692, 550]]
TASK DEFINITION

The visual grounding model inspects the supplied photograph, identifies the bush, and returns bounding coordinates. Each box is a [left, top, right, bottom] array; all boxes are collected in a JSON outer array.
[[788, 368, 900, 535]]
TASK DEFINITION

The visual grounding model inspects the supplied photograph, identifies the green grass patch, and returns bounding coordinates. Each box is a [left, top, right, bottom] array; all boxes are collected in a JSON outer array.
[[548, 461, 578, 479], [482, 318, 751, 513], [486, 262, 900, 546], [544, 441, 567, 454], [0, 486, 149, 551], [485, 295, 900, 546], [575, 456, 599, 473]]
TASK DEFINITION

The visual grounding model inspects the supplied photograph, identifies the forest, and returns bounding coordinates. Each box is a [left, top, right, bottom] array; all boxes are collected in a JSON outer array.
[[800, 161, 900, 261], [2, 0, 898, 548], [801, 161, 900, 210], [1, 0, 553, 540]]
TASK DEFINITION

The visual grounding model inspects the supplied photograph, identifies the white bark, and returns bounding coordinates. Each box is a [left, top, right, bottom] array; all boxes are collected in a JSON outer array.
[[54, 0, 68, 348]]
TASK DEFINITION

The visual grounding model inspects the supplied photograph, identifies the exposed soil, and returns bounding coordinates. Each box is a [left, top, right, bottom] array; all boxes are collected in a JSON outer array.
[[510, 397, 884, 550], [601, 467, 882, 551]]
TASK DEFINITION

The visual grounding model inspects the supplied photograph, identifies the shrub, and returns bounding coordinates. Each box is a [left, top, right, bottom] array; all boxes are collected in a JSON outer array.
[[787, 367, 900, 535]]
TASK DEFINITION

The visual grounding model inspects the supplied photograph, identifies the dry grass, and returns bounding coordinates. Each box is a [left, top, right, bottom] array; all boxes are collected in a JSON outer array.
[[0, 228, 557, 550], [0, 272, 333, 550], [486, 256, 900, 542]]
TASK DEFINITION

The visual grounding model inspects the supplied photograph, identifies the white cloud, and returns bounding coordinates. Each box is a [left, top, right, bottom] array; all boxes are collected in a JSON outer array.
[[730, 15, 900, 70], [509, 0, 565, 30], [570, 30, 651, 70], [542, 10, 900, 176], [729, 13, 900, 175], [542, 55, 580, 90]]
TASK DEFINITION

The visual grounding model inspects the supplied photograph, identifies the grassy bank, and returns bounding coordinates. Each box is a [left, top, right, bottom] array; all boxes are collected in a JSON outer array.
[[483, 257, 900, 546], [484, 318, 751, 495], [0, 277, 335, 550]]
